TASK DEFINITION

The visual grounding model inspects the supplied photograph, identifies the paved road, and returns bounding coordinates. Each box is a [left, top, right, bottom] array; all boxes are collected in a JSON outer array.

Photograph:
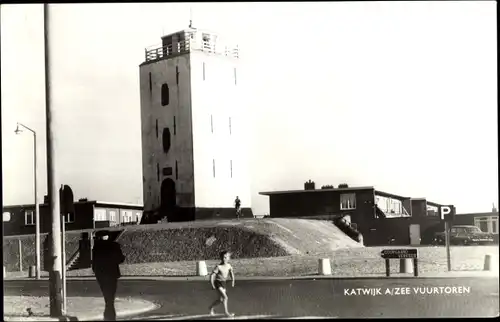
[[4, 278, 498, 319]]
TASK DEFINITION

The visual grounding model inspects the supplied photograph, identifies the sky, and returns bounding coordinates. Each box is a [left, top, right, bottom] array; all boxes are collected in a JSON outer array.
[[1, 2, 498, 215]]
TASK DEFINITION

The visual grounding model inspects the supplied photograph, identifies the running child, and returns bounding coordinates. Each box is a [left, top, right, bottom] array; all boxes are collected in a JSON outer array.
[[209, 251, 235, 317]]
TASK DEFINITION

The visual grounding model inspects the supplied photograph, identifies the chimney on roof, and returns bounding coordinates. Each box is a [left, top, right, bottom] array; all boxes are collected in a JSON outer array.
[[493, 203, 497, 213], [304, 180, 315, 190]]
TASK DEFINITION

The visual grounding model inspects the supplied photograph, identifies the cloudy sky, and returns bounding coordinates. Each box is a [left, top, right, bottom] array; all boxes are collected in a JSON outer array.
[[1, 2, 497, 215]]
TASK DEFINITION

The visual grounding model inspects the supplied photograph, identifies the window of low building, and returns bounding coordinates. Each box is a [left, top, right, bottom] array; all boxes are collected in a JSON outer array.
[[340, 193, 356, 210], [25, 210, 35, 226]]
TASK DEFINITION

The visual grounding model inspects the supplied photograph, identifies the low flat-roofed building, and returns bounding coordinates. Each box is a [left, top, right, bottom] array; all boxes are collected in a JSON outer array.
[[2, 199, 143, 236], [260, 181, 452, 246]]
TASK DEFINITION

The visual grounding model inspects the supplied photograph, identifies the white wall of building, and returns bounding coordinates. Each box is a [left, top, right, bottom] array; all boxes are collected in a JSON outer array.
[[190, 51, 252, 208]]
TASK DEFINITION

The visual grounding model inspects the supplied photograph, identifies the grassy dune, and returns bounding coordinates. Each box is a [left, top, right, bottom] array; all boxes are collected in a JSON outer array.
[[3, 218, 361, 272]]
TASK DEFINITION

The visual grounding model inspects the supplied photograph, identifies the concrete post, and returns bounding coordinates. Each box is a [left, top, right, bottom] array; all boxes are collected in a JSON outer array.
[[29, 266, 36, 278], [483, 254, 497, 271], [196, 261, 208, 276], [399, 258, 414, 274], [18, 239, 23, 272], [318, 258, 332, 275]]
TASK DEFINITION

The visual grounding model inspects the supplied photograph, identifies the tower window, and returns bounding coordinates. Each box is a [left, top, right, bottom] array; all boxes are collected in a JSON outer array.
[[203, 62, 206, 81], [156, 163, 160, 182], [149, 72, 152, 92], [211, 115, 214, 133], [161, 83, 170, 106], [176, 66, 179, 85], [229, 117, 232, 135], [162, 128, 171, 153], [155, 119, 158, 138], [175, 161, 179, 180], [173, 116, 176, 135], [234, 68, 237, 85], [213, 159, 215, 178], [230, 160, 233, 178], [163, 167, 173, 176]]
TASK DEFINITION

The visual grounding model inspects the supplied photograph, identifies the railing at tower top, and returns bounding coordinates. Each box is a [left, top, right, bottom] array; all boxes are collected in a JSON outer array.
[[144, 39, 239, 62]]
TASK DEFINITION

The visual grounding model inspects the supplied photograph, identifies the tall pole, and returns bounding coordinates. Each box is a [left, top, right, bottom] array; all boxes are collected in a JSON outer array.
[[445, 221, 451, 271], [34, 132, 40, 279], [44, 4, 63, 317], [15, 122, 41, 280]]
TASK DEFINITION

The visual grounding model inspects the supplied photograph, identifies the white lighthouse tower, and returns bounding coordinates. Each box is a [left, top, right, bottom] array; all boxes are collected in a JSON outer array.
[[139, 25, 252, 222]]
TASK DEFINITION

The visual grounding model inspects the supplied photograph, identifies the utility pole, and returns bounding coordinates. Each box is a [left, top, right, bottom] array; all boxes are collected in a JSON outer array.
[[44, 4, 63, 317]]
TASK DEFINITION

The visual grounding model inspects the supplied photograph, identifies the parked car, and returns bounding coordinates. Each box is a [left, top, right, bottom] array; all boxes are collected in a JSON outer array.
[[434, 225, 495, 245]]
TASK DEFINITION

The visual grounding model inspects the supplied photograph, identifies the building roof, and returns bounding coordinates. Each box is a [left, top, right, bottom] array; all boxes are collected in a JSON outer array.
[[426, 200, 444, 208], [94, 201, 143, 209], [259, 186, 375, 196], [2, 200, 143, 211], [456, 211, 499, 217], [258, 187, 448, 206], [374, 190, 410, 200]]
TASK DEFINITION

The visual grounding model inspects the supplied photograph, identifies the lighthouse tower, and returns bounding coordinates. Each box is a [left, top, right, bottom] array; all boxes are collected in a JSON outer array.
[[139, 25, 252, 222]]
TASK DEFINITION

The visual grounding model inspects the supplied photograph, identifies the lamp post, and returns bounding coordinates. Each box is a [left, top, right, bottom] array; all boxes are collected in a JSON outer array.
[[14, 122, 41, 280]]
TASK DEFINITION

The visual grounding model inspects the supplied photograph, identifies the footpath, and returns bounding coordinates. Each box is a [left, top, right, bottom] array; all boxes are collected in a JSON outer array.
[[3, 296, 158, 321]]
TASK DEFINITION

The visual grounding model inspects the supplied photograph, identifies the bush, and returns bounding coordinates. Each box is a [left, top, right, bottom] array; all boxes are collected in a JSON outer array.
[[119, 226, 289, 264]]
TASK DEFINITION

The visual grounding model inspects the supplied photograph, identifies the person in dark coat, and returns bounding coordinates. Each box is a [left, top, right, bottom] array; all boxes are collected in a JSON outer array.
[[92, 230, 125, 321]]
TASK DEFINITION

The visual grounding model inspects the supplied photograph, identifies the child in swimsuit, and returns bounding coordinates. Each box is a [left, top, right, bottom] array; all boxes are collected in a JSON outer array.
[[209, 250, 235, 317]]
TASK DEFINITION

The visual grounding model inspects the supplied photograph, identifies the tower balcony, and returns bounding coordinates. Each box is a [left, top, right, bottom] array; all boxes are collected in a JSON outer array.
[[144, 38, 239, 63]]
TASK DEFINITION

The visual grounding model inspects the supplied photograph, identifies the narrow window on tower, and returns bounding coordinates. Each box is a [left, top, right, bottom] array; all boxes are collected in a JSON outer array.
[[203, 62, 206, 81], [149, 72, 152, 92], [175, 161, 179, 180], [176, 66, 179, 85], [229, 117, 232, 135], [234, 67, 237, 85], [211, 115, 214, 133], [230, 160, 233, 178], [213, 159, 216, 178], [162, 128, 171, 153], [155, 119, 158, 138], [156, 163, 160, 182], [173, 116, 177, 135], [161, 83, 169, 106]]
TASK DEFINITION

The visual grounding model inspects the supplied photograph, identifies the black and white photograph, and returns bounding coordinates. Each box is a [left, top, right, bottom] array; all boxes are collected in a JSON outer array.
[[2, 1, 498, 320]]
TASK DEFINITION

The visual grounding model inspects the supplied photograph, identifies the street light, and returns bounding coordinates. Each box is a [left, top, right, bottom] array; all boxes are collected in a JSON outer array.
[[15, 122, 41, 280]]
